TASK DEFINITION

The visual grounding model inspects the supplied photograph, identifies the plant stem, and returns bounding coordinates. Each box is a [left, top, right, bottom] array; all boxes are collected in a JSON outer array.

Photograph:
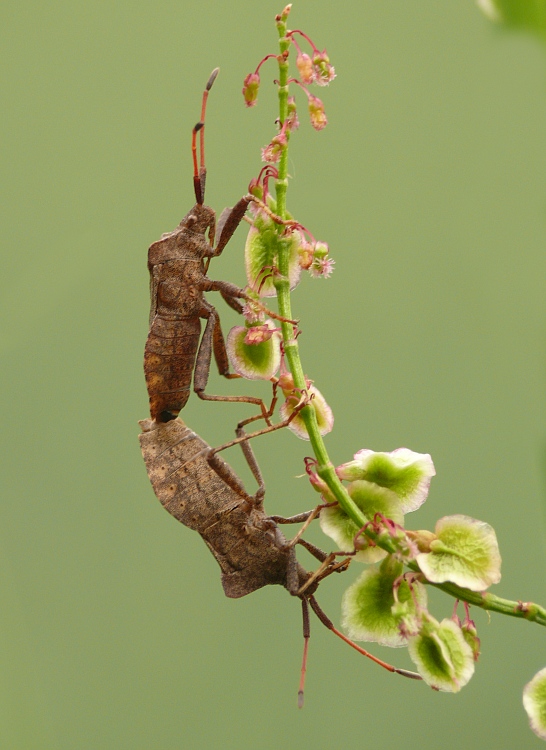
[[274, 13, 371, 535], [427, 578, 546, 626], [270, 12, 546, 630]]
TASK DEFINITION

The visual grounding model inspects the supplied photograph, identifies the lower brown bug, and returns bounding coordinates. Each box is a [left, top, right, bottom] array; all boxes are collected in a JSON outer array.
[[139, 417, 421, 705]]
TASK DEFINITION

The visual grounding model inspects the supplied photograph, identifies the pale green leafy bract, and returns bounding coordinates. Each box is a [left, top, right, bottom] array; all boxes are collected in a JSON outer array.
[[408, 616, 475, 692], [244, 208, 302, 297], [279, 384, 333, 440], [416, 514, 501, 591], [523, 667, 546, 741], [342, 557, 427, 647], [319, 480, 403, 563], [477, 0, 546, 40], [337, 448, 435, 513], [226, 322, 281, 380]]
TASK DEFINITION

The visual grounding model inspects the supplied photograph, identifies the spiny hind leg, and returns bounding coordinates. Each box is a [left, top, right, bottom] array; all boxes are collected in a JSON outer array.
[[194, 301, 277, 425], [205, 393, 311, 507]]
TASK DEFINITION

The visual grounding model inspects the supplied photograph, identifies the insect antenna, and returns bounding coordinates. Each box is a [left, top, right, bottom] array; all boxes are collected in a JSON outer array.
[[192, 67, 220, 205], [307, 595, 423, 682]]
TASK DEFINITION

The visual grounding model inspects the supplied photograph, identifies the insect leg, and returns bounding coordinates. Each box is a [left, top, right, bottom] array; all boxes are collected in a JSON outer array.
[[219, 291, 244, 314], [269, 510, 318, 525], [212, 196, 253, 255], [199, 393, 307, 508], [201, 276, 298, 325], [307, 595, 422, 681], [194, 301, 277, 423], [204, 393, 305, 483], [212, 193, 298, 257], [298, 598, 311, 709], [204, 451, 255, 507]]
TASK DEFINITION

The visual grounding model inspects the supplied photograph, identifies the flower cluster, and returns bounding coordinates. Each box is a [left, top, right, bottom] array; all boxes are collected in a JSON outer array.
[[242, 7, 334, 138], [292, 36, 336, 87], [244, 195, 335, 287]]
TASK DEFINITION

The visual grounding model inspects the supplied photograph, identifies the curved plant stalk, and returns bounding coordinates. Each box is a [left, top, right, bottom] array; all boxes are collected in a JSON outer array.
[[268, 6, 546, 629]]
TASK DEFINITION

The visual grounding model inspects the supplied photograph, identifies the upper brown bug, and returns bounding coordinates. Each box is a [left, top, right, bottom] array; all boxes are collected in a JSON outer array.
[[144, 69, 294, 423]]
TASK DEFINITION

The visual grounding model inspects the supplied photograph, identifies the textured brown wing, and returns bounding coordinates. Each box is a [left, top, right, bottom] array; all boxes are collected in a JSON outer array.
[[139, 418, 302, 598]]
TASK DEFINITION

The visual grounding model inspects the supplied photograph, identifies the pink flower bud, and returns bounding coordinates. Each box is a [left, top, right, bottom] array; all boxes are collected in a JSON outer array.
[[298, 241, 314, 270], [242, 72, 260, 107], [307, 469, 329, 495], [306, 467, 337, 502], [248, 178, 263, 200], [278, 371, 298, 396], [285, 96, 299, 132], [296, 52, 315, 85], [308, 95, 328, 131], [312, 49, 336, 86]]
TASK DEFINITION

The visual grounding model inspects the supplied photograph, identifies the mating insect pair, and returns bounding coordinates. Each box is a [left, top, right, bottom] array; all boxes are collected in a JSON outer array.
[[139, 413, 420, 706], [140, 70, 420, 704]]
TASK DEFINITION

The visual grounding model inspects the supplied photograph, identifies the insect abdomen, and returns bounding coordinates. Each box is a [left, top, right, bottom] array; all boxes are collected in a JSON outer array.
[[144, 317, 201, 421]]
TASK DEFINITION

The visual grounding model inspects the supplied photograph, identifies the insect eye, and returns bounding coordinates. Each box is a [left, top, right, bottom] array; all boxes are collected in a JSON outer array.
[[186, 214, 197, 228]]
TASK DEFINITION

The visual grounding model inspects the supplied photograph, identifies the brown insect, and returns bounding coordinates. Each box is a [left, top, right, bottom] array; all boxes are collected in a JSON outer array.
[[144, 69, 292, 423], [139, 416, 421, 704]]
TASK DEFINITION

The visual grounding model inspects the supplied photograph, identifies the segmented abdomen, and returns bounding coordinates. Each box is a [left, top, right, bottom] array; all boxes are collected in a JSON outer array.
[[144, 316, 201, 422]]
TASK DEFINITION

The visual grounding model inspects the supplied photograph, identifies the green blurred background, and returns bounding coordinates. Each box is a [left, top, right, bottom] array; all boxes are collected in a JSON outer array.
[[2, 1, 546, 747]]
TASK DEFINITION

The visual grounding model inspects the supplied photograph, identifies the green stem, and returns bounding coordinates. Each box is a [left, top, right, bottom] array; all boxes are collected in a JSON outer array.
[[269, 11, 546, 629], [428, 579, 546, 626], [274, 13, 370, 534]]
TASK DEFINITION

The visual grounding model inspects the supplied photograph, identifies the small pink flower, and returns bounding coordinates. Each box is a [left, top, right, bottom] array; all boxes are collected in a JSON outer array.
[[261, 131, 288, 163], [310, 256, 335, 278], [308, 95, 328, 131], [242, 72, 260, 107], [306, 241, 334, 278], [241, 300, 265, 324], [296, 52, 315, 85], [312, 50, 336, 86], [243, 324, 280, 345]]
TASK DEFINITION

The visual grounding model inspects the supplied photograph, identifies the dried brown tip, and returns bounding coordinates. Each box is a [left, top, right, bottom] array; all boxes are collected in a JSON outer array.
[[206, 68, 220, 91]]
